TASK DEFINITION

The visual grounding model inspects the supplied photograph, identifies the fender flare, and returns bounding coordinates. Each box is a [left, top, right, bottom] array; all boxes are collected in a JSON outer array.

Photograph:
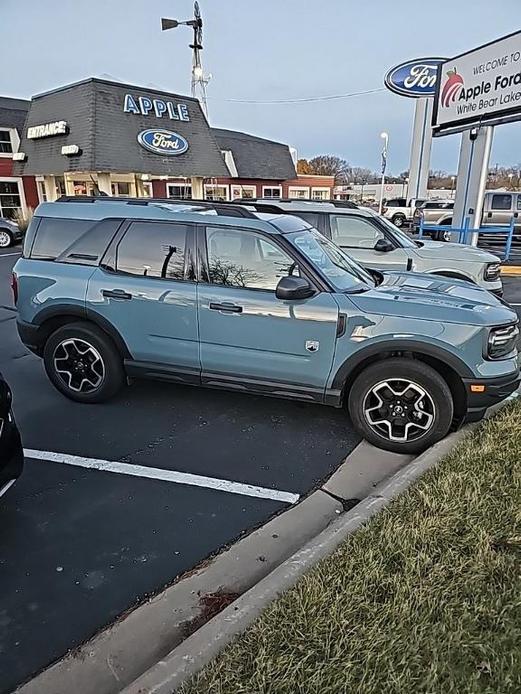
[[330, 339, 474, 393], [32, 304, 132, 359]]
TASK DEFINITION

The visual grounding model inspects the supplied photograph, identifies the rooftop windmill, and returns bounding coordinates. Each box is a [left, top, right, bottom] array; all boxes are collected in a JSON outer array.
[[161, 1, 211, 118]]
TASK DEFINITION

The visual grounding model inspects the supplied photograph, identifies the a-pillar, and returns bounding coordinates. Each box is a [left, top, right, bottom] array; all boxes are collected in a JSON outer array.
[[43, 175, 58, 201], [452, 126, 494, 245], [97, 172, 112, 196], [191, 177, 204, 200]]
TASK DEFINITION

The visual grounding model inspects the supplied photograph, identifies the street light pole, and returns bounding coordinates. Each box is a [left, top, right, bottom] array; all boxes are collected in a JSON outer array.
[[450, 175, 456, 198], [379, 132, 389, 214]]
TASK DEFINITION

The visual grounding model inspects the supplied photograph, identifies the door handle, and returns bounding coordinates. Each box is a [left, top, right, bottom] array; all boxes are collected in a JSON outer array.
[[487, 212, 493, 218], [102, 289, 132, 300], [209, 302, 243, 314], [514, 212, 519, 218]]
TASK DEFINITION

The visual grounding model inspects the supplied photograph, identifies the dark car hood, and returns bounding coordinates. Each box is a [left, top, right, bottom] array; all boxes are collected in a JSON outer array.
[[348, 271, 517, 326]]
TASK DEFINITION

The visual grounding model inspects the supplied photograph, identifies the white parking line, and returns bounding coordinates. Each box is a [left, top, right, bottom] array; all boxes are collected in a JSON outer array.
[[0, 252, 22, 258], [24, 449, 300, 504]]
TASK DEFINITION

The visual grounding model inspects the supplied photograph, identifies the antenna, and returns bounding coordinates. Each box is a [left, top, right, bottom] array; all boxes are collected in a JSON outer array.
[[161, 1, 212, 118]]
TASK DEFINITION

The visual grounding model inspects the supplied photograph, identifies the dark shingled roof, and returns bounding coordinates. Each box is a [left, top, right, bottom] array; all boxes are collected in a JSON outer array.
[[211, 128, 296, 180], [0, 96, 30, 134], [13, 78, 229, 178]]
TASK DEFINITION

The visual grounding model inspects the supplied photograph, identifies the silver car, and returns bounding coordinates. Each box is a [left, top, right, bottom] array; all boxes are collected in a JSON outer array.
[[241, 200, 503, 295]]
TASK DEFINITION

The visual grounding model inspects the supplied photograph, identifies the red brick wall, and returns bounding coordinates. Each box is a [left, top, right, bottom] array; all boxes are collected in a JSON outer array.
[[22, 177, 39, 210], [0, 159, 13, 177], [152, 180, 167, 197]]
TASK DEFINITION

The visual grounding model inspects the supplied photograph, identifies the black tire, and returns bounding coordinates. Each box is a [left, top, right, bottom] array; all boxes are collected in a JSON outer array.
[[0, 228, 14, 249], [347, 358, 454, 454], [391, 214, 406, 228], [43, 322, 126, 403]]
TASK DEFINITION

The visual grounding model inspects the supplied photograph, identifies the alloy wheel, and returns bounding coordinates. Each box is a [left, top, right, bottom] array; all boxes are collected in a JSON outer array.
[[0, 230, 11, 248], [362, 379, 435, 443], [53, 338, 105, 393]]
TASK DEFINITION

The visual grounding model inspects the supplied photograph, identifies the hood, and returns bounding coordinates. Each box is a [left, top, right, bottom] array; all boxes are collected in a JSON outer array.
[[412, 240, 500, 264], [348, 271, 517, 326]]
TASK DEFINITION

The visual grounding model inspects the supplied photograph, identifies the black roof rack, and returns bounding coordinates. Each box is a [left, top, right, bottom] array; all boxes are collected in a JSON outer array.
[[55, 196, 259, 219]]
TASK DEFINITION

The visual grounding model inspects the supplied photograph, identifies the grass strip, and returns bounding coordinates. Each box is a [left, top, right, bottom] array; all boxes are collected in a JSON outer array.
[[181, 402, 521, 694]]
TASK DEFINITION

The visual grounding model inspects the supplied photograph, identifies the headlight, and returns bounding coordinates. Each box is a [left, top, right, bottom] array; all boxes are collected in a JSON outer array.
[[484, 262, 501, 282], [488, 324, 519, 359]]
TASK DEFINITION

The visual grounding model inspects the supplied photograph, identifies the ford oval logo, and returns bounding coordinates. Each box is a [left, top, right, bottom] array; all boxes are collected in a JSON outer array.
[[384, 58, 447, 98], [137, 129, 189, 155]]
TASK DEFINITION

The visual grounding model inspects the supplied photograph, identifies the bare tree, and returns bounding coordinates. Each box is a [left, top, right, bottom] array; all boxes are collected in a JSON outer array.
[[308, 155, 351, 184]]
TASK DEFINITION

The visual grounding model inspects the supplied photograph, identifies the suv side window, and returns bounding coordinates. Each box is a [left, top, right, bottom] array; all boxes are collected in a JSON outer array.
[[491, 194, 512, 211], [517, 195, 521, 211], [116, 221, 188, 279], [205, 226, 298, 290], [292, 212, 320, 228], [330, 215, 383, 248]]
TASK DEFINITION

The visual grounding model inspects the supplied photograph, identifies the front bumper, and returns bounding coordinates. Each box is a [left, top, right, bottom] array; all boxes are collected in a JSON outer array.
[[463, 371, 520, 422]]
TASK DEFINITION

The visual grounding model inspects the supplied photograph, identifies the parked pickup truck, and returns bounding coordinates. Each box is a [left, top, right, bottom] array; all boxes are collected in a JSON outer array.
[[414, 192, 521, 242], [382, 197, 425, 228]]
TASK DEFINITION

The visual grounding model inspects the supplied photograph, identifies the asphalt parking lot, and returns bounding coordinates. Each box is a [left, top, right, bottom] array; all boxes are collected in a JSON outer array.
[[0, 246, 361, 693], [1, 244, 520, 694]]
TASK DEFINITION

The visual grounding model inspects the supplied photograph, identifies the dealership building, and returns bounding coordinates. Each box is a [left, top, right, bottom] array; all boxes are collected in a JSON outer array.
[[0, 77, 333, 218]]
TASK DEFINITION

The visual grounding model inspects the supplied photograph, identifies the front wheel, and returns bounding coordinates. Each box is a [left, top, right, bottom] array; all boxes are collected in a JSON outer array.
[[43, 322, 126, 403], [347, 358, 454, 454], [0, 228, 13, 249], [391, 214, 406, 228]]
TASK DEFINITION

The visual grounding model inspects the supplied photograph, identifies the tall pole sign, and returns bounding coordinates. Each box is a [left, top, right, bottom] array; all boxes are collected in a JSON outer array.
[[433, 31, 521, 243], [384, 58, 446, 202]]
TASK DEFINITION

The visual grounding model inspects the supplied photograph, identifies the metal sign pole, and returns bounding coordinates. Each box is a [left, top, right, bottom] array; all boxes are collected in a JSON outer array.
[[452, 126, 494, 245], [407, 98, 433, 202]]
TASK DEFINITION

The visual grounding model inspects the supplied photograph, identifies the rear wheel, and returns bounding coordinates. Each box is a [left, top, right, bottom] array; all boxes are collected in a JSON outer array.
[[0, 229, 13, 249], [347, 358, 454, 454], [43, 322, 126, 403], [434, 221, 452, 242]]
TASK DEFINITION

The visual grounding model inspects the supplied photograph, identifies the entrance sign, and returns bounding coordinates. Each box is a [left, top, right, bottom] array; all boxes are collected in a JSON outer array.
[[27, 121, 68, 139], [384, 58, 446, 98], [124, 94, 190, 122], [137, 129, 189, 156], [433, 31, 521, 135]]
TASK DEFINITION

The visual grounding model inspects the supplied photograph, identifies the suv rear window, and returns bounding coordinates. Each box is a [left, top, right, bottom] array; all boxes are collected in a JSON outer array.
[[29, 218, 95, 260]]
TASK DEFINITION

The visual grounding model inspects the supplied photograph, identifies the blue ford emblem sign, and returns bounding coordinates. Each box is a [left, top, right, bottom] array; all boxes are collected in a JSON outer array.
[[137, 129, 189, 155], [384, 58, 447, 98]]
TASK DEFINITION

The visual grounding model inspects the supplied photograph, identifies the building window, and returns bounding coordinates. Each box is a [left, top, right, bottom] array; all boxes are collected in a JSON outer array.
[[142, 182, 153, 198], [288, 187, 309, 199], [168, 183, 193, 200], [204, 184, 229, 201], [111, 182, 131, 197], [311, 188, 331, 200], [0, 130, 13, 155], [0, 180, 22, 219], [231, 185, 256, 200], [262, 186, 282, 199], [36, 179, 47, 203]]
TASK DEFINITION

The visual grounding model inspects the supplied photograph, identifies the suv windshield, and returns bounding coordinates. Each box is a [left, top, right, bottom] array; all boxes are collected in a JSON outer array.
[[286, 228, 375, 292]]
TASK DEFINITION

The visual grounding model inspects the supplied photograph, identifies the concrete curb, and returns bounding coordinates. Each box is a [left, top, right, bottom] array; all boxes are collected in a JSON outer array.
[[500, 265, 521, 276], [122, 396, 518, 694]]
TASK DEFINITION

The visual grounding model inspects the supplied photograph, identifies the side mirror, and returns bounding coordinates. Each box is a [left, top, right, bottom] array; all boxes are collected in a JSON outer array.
[[276, 276, 315, 301], [374, 238, 393, 253]]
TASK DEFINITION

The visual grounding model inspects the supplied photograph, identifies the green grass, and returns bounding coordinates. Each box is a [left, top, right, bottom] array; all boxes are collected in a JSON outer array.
[[181, 402, 521, 694]]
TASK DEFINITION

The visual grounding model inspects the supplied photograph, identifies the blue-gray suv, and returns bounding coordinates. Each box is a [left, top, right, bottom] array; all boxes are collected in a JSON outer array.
[[13, 198, 520, 454]]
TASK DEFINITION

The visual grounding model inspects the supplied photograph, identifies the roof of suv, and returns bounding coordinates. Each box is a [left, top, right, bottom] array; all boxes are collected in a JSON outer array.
[[34, 199, 311, 235]]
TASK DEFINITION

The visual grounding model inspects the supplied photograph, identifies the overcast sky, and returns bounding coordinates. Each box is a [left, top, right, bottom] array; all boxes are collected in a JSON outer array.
[[1, 0, 519, 174]]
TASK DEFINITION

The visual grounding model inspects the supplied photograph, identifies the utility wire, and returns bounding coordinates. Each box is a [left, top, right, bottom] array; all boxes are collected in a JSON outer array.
[[207, 87, 385, 104]]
